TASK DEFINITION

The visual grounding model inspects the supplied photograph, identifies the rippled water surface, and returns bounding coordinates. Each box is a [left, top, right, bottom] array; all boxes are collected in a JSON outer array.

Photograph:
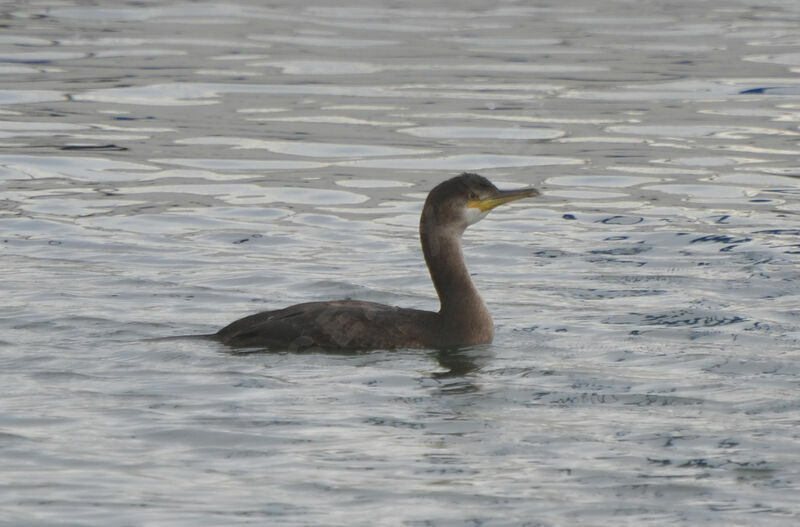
[[2, 1, 800, 525]]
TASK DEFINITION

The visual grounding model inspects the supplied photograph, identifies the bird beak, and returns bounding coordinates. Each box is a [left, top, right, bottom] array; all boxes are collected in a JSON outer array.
[[467, 187, 540, 212]]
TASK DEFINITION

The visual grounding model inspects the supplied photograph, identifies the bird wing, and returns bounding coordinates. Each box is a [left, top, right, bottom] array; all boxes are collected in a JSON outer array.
[[215, 300, 439, 350]]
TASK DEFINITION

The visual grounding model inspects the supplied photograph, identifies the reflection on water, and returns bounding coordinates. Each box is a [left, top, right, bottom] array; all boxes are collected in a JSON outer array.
[[399, 126, 566, 140], [2, 0, 800, 525]]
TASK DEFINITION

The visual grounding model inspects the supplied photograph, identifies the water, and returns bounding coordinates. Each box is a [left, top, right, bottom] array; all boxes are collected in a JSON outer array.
[[1, 0, 799, 525]]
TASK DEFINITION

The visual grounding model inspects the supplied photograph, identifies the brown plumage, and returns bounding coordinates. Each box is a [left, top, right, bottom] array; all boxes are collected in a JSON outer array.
[[213, 173, 539, 350]]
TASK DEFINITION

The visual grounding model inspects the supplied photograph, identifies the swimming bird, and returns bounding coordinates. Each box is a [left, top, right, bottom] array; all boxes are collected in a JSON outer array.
[[213, 173, 539, 350]]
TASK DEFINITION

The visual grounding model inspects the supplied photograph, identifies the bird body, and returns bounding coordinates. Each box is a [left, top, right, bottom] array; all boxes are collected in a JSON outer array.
[[214, 173, 538, 350], [216, 300, 442, 350]]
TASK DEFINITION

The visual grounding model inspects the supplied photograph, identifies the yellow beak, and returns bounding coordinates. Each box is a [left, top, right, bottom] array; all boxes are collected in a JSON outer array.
[[467, 187, 540, 212]]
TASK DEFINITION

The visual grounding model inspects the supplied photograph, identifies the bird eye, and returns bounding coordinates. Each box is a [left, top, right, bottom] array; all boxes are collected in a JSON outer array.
[[468, 192, 478, 200]]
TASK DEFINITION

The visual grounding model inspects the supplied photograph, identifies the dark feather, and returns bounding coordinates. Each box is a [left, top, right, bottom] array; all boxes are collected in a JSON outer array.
[[215, 300, 441, 350]]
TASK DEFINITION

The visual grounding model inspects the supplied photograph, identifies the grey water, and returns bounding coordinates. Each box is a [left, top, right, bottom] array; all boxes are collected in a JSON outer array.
[[1, 0, 799, 525]]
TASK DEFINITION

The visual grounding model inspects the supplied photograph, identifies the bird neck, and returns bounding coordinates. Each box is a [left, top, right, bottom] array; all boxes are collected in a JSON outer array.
[[420, 220, 493, 341]]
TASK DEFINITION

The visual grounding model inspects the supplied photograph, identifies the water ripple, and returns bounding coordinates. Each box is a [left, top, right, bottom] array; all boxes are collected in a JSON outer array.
[[3, 1, 800, 525]]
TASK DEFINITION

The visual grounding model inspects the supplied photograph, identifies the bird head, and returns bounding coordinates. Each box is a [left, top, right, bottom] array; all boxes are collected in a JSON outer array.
[[422, 172, 539, 233]]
